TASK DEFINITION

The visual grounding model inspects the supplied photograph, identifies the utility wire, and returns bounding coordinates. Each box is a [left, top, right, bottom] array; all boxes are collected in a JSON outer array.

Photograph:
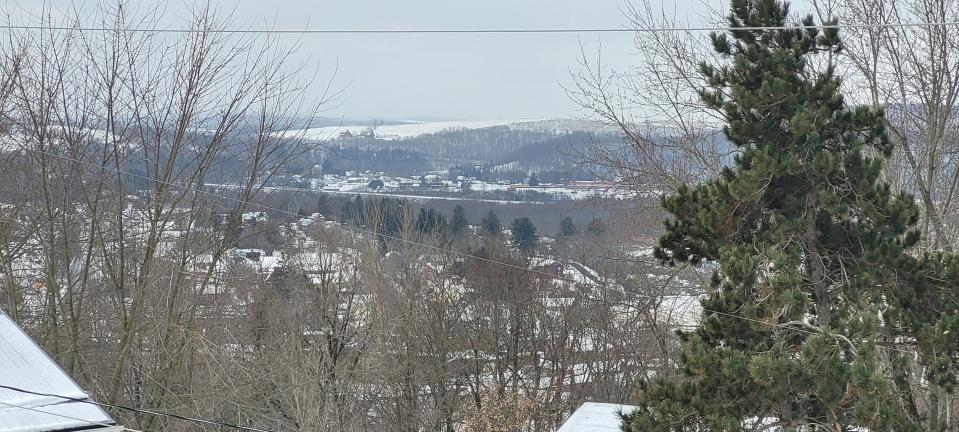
[[2, 21, 959, 35], [17, 146, 932, 361], [0, 397, 144, 432], [21, 146, 935, 359], [0, 384, 271, 432]]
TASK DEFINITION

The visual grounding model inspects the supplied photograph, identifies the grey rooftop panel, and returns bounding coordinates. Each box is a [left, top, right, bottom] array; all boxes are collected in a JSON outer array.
[[0, 311, 116, 432]]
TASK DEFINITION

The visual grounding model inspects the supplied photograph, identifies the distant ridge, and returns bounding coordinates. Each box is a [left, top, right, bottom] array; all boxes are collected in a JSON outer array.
[[282, 118, 617, 141]]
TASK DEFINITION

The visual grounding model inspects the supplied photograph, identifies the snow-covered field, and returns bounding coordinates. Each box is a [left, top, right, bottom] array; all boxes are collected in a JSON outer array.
[[276, 118, 619, 141], [281, 119, 542, 141], [312, 188, 549, 205]]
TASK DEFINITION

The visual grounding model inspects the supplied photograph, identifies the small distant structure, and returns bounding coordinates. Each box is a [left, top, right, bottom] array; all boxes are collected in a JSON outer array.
[[396, 177, 418, 189], [0, 309, 122, 431], [231, 248, 263, 262], [565, 180, 616, 191], [421, 174, 444, 188], [241, 211, 267, 223], [510, 183, 563, 192], [529, 258, 565, 279], [557, 402, 637, 432]]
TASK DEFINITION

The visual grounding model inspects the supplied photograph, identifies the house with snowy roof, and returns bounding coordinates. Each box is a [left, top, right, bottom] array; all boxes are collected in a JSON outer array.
[[557, 402, 637, 432], [0, 309, 121, 431]]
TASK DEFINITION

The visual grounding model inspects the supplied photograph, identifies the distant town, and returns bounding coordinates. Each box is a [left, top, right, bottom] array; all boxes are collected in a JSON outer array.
[[277, 170, 624, 201]]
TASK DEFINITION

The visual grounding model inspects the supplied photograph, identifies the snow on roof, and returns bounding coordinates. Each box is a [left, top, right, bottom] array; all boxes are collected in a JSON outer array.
[[0, 310, 117, 432], [259, 255, 283, 273], [557, 402, 637, 432]]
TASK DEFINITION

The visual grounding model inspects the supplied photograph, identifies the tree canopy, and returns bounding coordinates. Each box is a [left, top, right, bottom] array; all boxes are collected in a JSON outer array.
[[482, 210, 501, 235], [416, 207, 448, 235], [559, 216, 577, 237], [626, 0, 959, 430], [510, 217, 538, 253], [586, 218, 606, 237], [451, 205, 468, 235]]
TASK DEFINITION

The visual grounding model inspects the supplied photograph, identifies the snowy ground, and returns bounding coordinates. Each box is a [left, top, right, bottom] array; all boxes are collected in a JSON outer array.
[[308, 188, 549, 205], [280, 119, 549, 141]]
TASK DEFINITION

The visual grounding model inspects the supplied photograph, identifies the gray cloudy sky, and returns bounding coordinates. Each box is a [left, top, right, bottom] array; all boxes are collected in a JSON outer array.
[[10, 0, 722, 120], [224, 0, 650, 120]]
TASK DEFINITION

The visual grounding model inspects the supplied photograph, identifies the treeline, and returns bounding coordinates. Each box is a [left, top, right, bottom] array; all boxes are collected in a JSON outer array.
[[328, 127, 619, 176], [330, 194, 610, 251], [320, 146, 431, 175]]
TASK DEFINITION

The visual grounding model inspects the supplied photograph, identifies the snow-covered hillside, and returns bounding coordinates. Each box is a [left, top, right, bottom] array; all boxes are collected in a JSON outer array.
[[280, 118, 616, 141]]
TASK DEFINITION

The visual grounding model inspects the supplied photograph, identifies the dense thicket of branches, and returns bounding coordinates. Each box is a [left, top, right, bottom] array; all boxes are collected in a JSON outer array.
[[0, 6, 695, 432], [16, 0, 959, 430], [0, 2, 328, 430]]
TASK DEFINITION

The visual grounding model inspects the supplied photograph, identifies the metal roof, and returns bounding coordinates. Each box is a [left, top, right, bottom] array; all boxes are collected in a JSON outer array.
[[557, 402, 637, 432], [0, 310, 117, 432]]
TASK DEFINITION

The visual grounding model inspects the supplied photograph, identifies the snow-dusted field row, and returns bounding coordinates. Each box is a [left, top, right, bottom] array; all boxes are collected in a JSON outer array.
[[280, 119, 546, 141]]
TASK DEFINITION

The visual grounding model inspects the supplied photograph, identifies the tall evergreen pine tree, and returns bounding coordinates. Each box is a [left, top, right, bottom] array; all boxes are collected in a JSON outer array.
[[626, 0, 959, 429], [510, 217, 538, 253], [482, 210, 501, 235], [451, 204, 469, 235]]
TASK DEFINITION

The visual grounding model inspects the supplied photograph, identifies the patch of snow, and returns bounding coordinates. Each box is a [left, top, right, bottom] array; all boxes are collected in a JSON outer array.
[[557, 402, 637, 432], [281, 119, 546, 141]]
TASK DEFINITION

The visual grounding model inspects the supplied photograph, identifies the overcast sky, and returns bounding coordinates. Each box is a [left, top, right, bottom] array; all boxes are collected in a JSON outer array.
[[9, 0, 724, 121]]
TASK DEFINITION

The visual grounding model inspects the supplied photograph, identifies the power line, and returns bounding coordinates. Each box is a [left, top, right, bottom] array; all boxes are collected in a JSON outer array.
[[0, 397, 143, 432], [22, 145, 934, 358], [0, 384, 272, 432], [2, 21, 959, 35], [17, 145, 929, 360]]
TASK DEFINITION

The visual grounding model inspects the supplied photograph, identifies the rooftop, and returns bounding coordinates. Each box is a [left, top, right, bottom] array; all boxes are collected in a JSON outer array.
[[557, 402, 637, 432], [0, 310, 119, 432]]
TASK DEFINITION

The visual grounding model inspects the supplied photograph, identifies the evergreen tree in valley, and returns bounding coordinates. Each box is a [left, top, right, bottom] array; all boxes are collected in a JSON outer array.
[[415, 207, 448, 234], [481, 210, 501, 235], [340, 195, 365, 226], [559, 216, 577, 237], [586, 218, 606, 237], [317, 194, 331, 219], [626, 0, 959, 429], [451, 204, 469, 235], [510, 217, 538, 254], [368, 197, 408, 237]]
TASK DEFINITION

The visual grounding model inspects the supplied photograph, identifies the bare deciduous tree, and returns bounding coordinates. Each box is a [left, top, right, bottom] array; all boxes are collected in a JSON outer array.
[[839, 0, 959, 251], [0, 2, 336, 430], [566, 2, 730, 197]]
